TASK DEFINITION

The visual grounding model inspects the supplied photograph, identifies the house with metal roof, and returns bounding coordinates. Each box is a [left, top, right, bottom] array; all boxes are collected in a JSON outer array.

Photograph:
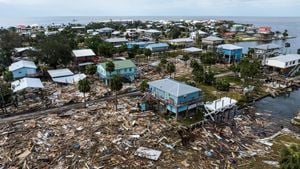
[[147, 78, 203, 118], [250, 44, 282, 65], [72, 49, 96, 66], [9, 60, 37, 79], [217, 44, 243, 63], [12, 47, 36, 60], [182, 47, 203, 55], [144, 29, 161, 38], [265, 54, 300, 76], [97, 60, 137, 85], [202, 36, 224, 46], [48, 69, 86, 84], [105, 38, 128, 47], [145, 43, 169, 52], [266, 54, 300, 76], [190, 30, 208, 40], [127, 41, 155, 49], [11, 78, 44, 93], [168, 38, 194, 47], [202, 36, 224, 51]]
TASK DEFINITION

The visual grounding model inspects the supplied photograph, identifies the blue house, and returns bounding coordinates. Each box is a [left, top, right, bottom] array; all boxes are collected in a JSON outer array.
[[127, 42, 155, 49], [145, 43, 169, 52], [217, 44, 243, 63], [97, 60, 137, 85], [9, 60, 37, 79], [147, 78, 202, 119]]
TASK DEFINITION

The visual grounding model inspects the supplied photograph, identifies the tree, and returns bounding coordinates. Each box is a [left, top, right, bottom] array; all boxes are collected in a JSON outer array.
[[192, 61, 205, 83], [105, 61, 115, 76], [144, 49, 152, 58], [85, 64, 97, 75], [168, 27, 181, 39], [38, 35, 72, 68], [182, 54, 190, 66], [283, 30, 289, 38], [78, 79, 91, 107], [247, 48, 255, 58], [110, 75, 123, 110], [0, 52, 12, 68], [239, 58, 261, 82], [195, 32, 202, 47], [0, 82, 14, 113], [0, 29, 22, 53], [98, 42, 114, 57], [105, 61, 115, 85], [216, 79, 230, 91], [280, 144, 300, 169], [160, 58, 168, 65], [166, 62, 176, 77], [140, 80, 149, 93], [3, 70, 13, 82], [204, 71, 215, 85], [84, 36, 103, 54], [201, 52, 217, 65]]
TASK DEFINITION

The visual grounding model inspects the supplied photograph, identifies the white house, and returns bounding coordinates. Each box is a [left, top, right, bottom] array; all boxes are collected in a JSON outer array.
[[265, 54, 300, 76], [11, 78, 44, 93], [266, 54, 300, 69], [168, 38, 194, 47]]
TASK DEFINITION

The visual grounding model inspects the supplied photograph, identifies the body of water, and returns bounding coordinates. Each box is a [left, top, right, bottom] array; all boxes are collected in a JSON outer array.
[[254, 89, 300, 133], [1, 16, 299, 53]]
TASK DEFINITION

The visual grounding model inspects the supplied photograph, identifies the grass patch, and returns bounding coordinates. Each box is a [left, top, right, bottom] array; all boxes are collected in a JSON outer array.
[[240, 134, 300, 169], [218, 76, 243, 86], [178, 110, 205, 126]]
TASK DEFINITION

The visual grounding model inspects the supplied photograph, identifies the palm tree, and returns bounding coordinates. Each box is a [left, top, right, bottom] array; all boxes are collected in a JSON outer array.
[[105, 61, 115, 85], [140, 80, 149, 93], [78, 79, 91, 107], [144, 49, 152, 69], [85, 64, 97, 76], [110, 75, 123, 111], [283, 30, 289, 38]]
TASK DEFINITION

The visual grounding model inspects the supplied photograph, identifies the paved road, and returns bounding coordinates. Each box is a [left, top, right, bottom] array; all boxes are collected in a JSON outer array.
[[0, 91, 142, 124]]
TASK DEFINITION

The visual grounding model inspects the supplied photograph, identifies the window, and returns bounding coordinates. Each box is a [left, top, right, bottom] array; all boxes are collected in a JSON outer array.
[[286, 62, 288, 66], [293, 61, 296, 64]]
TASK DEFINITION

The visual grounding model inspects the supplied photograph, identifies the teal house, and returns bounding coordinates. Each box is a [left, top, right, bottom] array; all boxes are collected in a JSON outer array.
[[97, 60, 137, 85], [145, 78, 202, 118], [217, 44, 243, 63], [9, 60, 37, 79]]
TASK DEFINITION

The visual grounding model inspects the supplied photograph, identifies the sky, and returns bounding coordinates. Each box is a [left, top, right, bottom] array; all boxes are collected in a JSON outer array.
[[0, 0, 300, 17]]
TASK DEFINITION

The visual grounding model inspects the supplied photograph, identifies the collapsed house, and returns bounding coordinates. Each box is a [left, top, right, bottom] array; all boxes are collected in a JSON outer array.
[[204, 97, 238, 121], [11, 77, 44, 93], [47, 69, 86, 84]]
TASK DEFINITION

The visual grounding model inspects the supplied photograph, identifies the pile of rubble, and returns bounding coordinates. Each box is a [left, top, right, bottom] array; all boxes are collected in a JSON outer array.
[[0, 96, 278, 168]]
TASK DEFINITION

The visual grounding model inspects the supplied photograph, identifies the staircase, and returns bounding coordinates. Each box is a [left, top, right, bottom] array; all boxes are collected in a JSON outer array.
[[288, 64, 300, 77]]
